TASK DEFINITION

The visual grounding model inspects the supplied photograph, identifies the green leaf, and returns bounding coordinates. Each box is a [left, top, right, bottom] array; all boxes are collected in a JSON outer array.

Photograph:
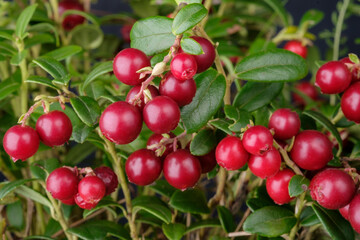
[[209, 119, 233, 135], [263, 0, 288, 26], [180, 37, 203, 55], [190, 129, 217, 156], [300, 9, 324, 28], [131, 16, 175, 56], [0, 42, 16, 56], [15, 4, 38, 39], [64, 142, 97, 165], [0, 30, 14, 41], [133, 196, 172, 224], [14, 185, 53, 210], [83, 199, 125, 218], [303, 110, 342, 156], [185, 219, 221, 234], [0, 179, 35, 200], [243, 206, 297, 237], [30, 158, 60, 181], [0, 80, 21, 101], [175, 0, 202, 4], [149, 179, 177, 198], [70, 96, 101, 127], [25, 76, 58, 90], [28, 23, 59, 46], [72, 124, 92, 143], [312, 204, 354, 240], [25, 33, 55, 49], [169, 189, 210, 214], [248, 38, 277, 55], [33, 56, 68, 80], [224, 105, 252, 132], [6, 201, 24, 230], [300, 207, 320, 227], [10, 50, 27, 66], [235, 49, 308, 82], [43, 45, 82, 61], [81, 61, 113, 92], [181, 69, 226, 133], [217, 206, 236, 233], [172, 4, 207, 35], [288, 175, 310, 197], [162, 223, 186, 240], [61, 10, 100, 25], [233, 82, 283, 112], [69, 25, 104, 50]]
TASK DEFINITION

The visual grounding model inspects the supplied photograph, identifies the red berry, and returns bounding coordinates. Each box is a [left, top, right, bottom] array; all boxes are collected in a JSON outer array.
[[215, 136, 249, 171], [248, 147, 281, 179], [349, 194, 360, 233], [309, 169, 355, 209], [126, 85, 159, 111], [113, 48, 151, 86], [61, 197, 76, 206], [125, 149, 162, 186], [78, 176, 106, 204], [99, 101, 142, 144], [143, 96, 180, 134], [290, 130, 333, 170], [340, 57, 360, 82], [266, 169, 295, 205], [293, 82, 318, 106], [170, 53, 197, 81], [3, 125, 40, 162], [340, 204, 350, 220], [268, 108, 300, 140], [121, 24, 133, 43], [242, 125, 273, 156], [315, 61, 352, 94], [283, 40, 307, 58], [159, 72, 196, 107], [74, 193, 97, 210], [198, 149, 217, 173], [36, 110, 72, 147], [94, 166, 118, 195], [46, 167, 78, 200], [146, 133, 176, 159], [163, 150, 201, 190], [58, 0, 85, 31], [341, 82, 360, 123]]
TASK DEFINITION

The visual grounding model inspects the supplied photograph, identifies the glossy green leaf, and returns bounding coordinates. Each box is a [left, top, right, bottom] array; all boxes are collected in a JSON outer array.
[[180, 37, 203, 55], [69, 25, 104, 50], [131, 16, 175, 55], [190, 129, 217, 156], [70, 96, 101, 127], [83, 199, 125, 218], [0, 179, 35, 200], [133, 196, 172, 224], [312, 204, 354, 240], [25, 76, 58, 90], [6, 201, 24, 230], [209, 119, 233, 135], [248, 38, 277, 55], [72, 124, 92, 143], [300, 9, 324, 28], [64, 142, 97, 165], [14, 185, 53, 210], [149, 180, 177, 198], [185, 219, 221, 234], [172, 4, 207, 35], [243, 206, 296, 237], [162, 223, 186, 240], [81, 61, 113, 92], [169, 189, 210, 214], [181, 69, 226, 133], [30, 158, 60, 181], [288, 175, 310, 197], [10, 50, 27, 66], [263, 0, 288, 26], [300, 207, 320, 227], [33, 56, 68, 80], [246, 198, 275, 212], [28, 23, 59, 46], [15, 4, 37, 39], [43, 45, 82, 61], [233, 82, 283, 112], [0, 80, 21, 101], [217, 206, 236, 233], [224, 105, 252, 132], [235, 49, 308, 82], [61, 10, 100, 25]]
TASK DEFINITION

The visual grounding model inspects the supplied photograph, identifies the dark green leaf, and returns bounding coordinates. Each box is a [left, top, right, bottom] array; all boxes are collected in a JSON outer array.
[[235, 49, 308, 82], [246, 198, 275, 212], [217, 206, 236, 233], [81, 61, 113, 92], [6, 201, 24, 230], [172, 4, 207, 35], [0, 179, 35, 200], [131, 16, 175, 55], [70, 96, 101, 127], [162, 223, 186, 240], [133, 196, 172, 224], [185, 219, 221, 234], [209, 119, 232, 135], [69, 25, 104, 50], [72, 124, 92, 143], [300, 207, 320, 227], [263, 0, 288, 26], [10, 50, 27, 66], [149, 179, 176, 198], [288, 175, 310, 197], [30, 158, 60, 181], [248, 38, 277, 55], [14, 185, 53, 210], [204, 17, 236, 39], [181, 69, 226, 133], [300, 9, 324, 28], [85, 81, 109, 100], [64, 142, 97, 165], [224, 105, 252, 132], [0, 80, 21, 101], [83, 199, 125, 218], [43, 45, 82, 61], [25, 76, 58, 90], [217, 40, 243, 57], [190, 129, 217, 156], [243, 206, 297, 237], [15, 4, 37, 39], [169, 189, 210, 214], [180, 37, 203, 55], [33, 56, 68, 80]]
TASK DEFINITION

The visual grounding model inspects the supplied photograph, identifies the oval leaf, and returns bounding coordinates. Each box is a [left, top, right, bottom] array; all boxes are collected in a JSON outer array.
[[14, 185, 53, 210], [133, 196, 172, 224], [180, 37, 203, 55], [81, 61, 113, 92], [190, 129, 217, 156], [25, 76, 58, 90], [70, 96, 101, 127], [169, 189, 210, 214], [43, 45, 82, 61], [69, 25, 104, 50], [172, 3, 207, 35], [0, 179, 36, 200], [224, 105, 252, 132], [15, 4, 37, 39], [300, 9, 324, 28], [217, 206, 236, 233], [33, 56, 68, 80], [288, 175, 310, 197], [162, 223, 186, 240]]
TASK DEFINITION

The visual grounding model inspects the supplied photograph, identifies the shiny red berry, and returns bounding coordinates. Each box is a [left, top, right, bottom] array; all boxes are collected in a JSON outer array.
[[170, 53, 197, 81], [125, 149, 162, 186], [340, 204, 350, 220], [268, 108, 300, 140], [58, 0, 85, 31], [99, 101, 142, 144], [215, 136, 249, 171], [113, 48, 151, 86], [198, 149, 217, 173], [126, 85, 159, 111], [349, 194, 360, 233], [248, 147, 281, 179], [163, 150, 201, 190], [340, 57, 360, 82], [46, 167, 78, 200], [159, 72, 196, 106], [315, 61, 352, 94], [283, 40, 307, 58], [309, 169, 355, 209], [146, 133, 176, 159], [341, 82, 360, 123], [293, 82, 318, 106], [242, 125, 273, 156], [290, 130, 333, 170], [78, 176, 106, 204], [266, 169, 295, 205], [143, 96, 180, 134], [36, 110, 72, 147], [94, 166, 118, 195], [3, 125, 40, 162], [74, 193, 97, 210]]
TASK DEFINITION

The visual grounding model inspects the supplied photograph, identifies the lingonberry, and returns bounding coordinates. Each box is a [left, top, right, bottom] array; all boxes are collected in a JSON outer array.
[[315, 61, 352, 94], [215, 136, 249, 171], [125, 149, 162, 186], [283, 40, 307, 58], [198, 149, 217, 173], [94, 166, 119, 195], [170, 53, 197, 81], [61, 197, 76, 206], [74, 193, 97, 210], [179, 36, 215, 73], [290, 130, 333, 170], [268, 108, 300, 140], [121, 24, 133, 43], [309, 169, 355, 209], [113, 48, 151, 86], [340, 57, 360, 82], [58, 0, 85, 31], [99, 101, 142, 144], [3, 125, 40, 162], [341, 82, 360, 123], [293, 82, 318, 106], [163, 149, 201, 190], [349, 194, 360, 233], [143, 96, 180, 134], [248, 147, 281, 179], [159, 72, 196, 106], [340, 204, 350, 220], [36, 110, 72, 147], [78, 176, 106, 204], [266, 169, 295, 205], [46, 167, 78, 200], [146, 133, 177, 159], [242, 125, 273, 156], [126, 85, 159, 111]]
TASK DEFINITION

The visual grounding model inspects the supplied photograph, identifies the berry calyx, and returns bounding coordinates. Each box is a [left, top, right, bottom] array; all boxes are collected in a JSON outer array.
[[341, 82, 360, 123], [268, 108, 300, 140], [78, 176, 106, 204], [293, 82, 318, 106], [74, 193, 97, 210], [146, 133, 177, 159], [94, 166, 119, 195], [283, 40, 307, 58], [126, 85, 159, 111], [340, 57, 360, 82], [215, 136, 249, 171], [46, 167, 78, 200], [170, 53, 197, 81], [248, 147, 281, 179], [266, 169, 295, 205], [58, 0, 85, 31], [242, 125, 273, 156]]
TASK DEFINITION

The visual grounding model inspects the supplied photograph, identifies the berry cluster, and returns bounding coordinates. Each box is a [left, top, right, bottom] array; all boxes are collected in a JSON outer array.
[[46, 166, 118, 209]]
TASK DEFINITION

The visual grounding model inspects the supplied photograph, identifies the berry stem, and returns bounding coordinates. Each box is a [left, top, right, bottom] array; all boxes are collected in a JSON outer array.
[[289, 192, 307, 240], [333, 0, 350, 61], [273, 140, 304, 176], [208, 167, 227, 208]]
